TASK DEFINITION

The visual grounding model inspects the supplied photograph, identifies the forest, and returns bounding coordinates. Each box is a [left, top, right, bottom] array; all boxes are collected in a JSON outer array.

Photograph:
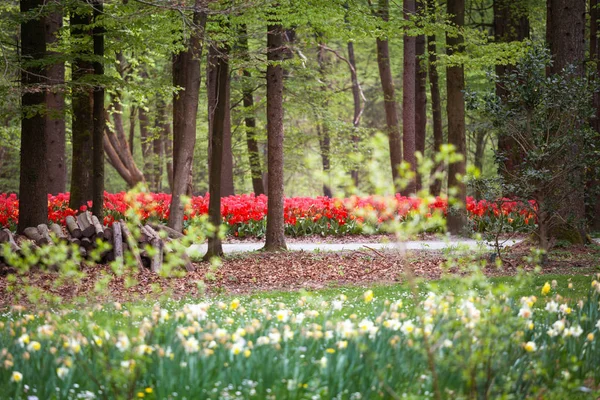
[[2, 1, 600, 398]]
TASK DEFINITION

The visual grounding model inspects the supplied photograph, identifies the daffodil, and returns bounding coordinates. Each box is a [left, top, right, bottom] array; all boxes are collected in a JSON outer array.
[[541, 282, 551, 296], [363, 290, 374, 303], [10, 371, 22, 383], [524, 341, 537, 352]]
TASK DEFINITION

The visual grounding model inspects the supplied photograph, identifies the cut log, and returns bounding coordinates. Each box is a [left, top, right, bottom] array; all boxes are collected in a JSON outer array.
[[151, 223, 184, 239], [144, 225, 163, 273], [68, 237, 81, 246], [65, 216, 82, 238], [91, 215, 104, 238], [0, 229, 20, 252], [119, 220, 145, 271], [103, 226, 113, 241], [37, 224, 52, 245], [77, 212, 96, 238], [112, 221, 123, 260], [81, 237, 94, 251], [23, 227, 44, 245], [137, 224, 149, 244], [49, 223, 66, 240]]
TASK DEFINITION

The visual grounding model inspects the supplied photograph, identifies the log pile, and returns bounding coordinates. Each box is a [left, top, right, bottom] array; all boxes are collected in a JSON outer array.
[[0, 211, 194, 272]]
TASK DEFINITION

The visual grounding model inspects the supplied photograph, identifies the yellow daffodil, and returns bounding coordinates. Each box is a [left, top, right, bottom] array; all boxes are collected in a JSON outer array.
[[541, 282, 551, 296]]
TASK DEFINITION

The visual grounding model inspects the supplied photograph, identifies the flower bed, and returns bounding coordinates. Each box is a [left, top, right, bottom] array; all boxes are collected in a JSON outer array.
[[1, 278, 599, 398], [0, 192, 535, 236]]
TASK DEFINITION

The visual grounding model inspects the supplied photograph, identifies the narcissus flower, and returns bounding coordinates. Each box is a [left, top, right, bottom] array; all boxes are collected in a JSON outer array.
[[524, 341, 537, 352], [10, 371, 22, 383], [541, 282, 551, 296], [363, 290, 374, 303]]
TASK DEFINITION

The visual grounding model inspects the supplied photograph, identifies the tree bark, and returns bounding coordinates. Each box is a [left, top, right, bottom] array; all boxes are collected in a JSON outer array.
[[494, 0, 529, 178], [92, 0, 105, 220], [168, 0, 207, 232], [139, 106, 154, 184], [263, 20, 287, 251], [18, 0, 48, 233], [415, 0, 427, 191], [204, 43, 228, 260], [590, 0, 600, 231], [45, 8, 66, 195], [403, 0, 417, 195], [207, 45, 235, 197], [546, 0, 587, 242], [347, 40, 361, 187], [375, 0, 402, 193], [158, 102, 174, 191], [427, 30, 443, 196], [446, 0, 467, 235], [317, 41, 332, 198], [69, 3, 94, 210]]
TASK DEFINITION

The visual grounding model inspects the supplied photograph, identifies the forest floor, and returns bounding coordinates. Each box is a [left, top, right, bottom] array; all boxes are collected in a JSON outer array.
[[1, 239, 598, 307]]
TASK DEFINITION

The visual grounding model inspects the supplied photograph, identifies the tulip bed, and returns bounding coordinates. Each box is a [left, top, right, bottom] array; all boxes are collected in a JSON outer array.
[[0, 192, 535, 237], [1, 276, 599, 399]]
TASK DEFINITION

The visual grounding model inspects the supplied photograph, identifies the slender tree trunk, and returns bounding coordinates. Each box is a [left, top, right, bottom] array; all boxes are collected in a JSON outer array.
[[415, 0, 427, 191], [239, 24, 265, 195], [474, 129, 487, 199], [403, 0, 417, 194], [69, 4, 94, 210], [139, 106, 153, 183], [46, 8, 66, 195], [18, 0, 48, 233], [207, 45, 234, 197], [427, 31, 443, 196], [446, 0, 467, 235], [263, 20, 287, 251], [158, 102, 174, 191], [590, 0, 600, 231], [317, 41, 332, 198], [92, 0, 105, 220], [168, 0, 207, 232], [494, 0, 529, 179], [204, 43, 228, 260], [348, 40, 361, 187], [129, 106, 136, 156], [152, 108, 165, 192], [546, 0, 587, 243], [375, 0, 402, 193]]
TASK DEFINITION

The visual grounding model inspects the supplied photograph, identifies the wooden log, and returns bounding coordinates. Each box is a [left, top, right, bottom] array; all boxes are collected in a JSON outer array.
[[68, 237, 81, 246], [112, 222, 123, 260], [49, 223, 66, 240], [37, 224, 52, 245], [77, 212, 96, 238], [81, 237, 94, 251], [137, 224, 149, 244], [150, 223, 184, 239], [91, 216, 105, 238], [143, 225, 163, 273], [65, 216, 82, 239], [0, 229, 20, 252], [103, 226, 113, 241], [120, 220, 145, 271], [23, 227, 44, 245]]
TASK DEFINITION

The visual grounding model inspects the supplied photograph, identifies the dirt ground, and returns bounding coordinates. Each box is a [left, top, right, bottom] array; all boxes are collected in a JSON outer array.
[[1, 242, 598, 308]]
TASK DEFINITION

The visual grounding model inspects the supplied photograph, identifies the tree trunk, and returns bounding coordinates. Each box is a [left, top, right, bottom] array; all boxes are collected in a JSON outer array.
[[159, 102, 174, 191], [494, 0, 529, 179], [375, 0, 402, 193], [546, 0, 587, 243], [239, 24, 265, 195], [152, 107, 165, 192], [263, 20, 287, 251], [474, 129, 487, 199], [426, 6, 444, 196], [69, 4, 94, 210], [415, 0, 427, 191], [446, 0, 467, 235], [207, 45, 234, 198], [45, 8, 66, 195], [317, 41, 332, 198], [168, 0, 207, 232], [403, 0, 417, 195], [204, 43, 228, 260], [92, 0, 105, 220], [139, 106, 154, 184], [347, 40, 361, 187], [590, 0, 600, 231], [18, 0, 48, 233]]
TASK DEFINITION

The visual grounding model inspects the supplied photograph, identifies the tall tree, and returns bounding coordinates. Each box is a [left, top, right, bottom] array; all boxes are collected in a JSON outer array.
[[403, 0, 417, 194], [92, 0, 105, 220], [316, 40, 332, 198], [45, 6, 66, 195], [263, 18, 287, 251], [494, 0, 529, 178], [446, 0, 467, 234], [69, 2, 94, 210], [347, 39, 363, 187], [415, 0, 427, 191], [204, 42, 228, 259], [374, 0, 402, 193], [427, 0, 444, 196], [18, 0, 47, 233], [207, 45, 234, 197], [546, 0, 587, 242], [168, 0, 207, 232], [239, 24, 265, 195], [590, 0, 600, 231]]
